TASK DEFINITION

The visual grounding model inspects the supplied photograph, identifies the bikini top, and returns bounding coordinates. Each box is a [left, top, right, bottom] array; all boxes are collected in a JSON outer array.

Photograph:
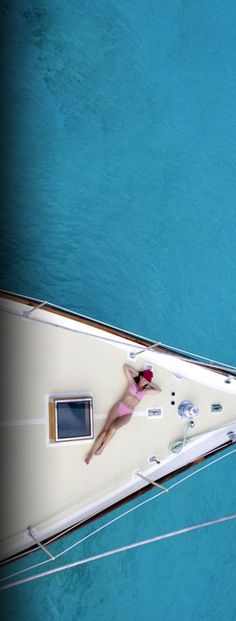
[[128, 383, 145, 401]]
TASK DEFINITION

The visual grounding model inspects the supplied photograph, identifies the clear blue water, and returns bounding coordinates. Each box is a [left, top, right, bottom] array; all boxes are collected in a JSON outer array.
[[1, 447, 236, 620], [0, 1, 236, 619], [1, 0, 236, 364]]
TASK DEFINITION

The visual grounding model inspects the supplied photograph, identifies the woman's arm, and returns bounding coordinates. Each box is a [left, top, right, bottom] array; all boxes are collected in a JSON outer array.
[[123, 364, 138, 383], [147, 382, 162, 392]]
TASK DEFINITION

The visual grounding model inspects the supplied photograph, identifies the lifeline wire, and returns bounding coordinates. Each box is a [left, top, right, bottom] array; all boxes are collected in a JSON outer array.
[[1, 514, 236, 590], [1, 447, 235, 585], [2, 299, 236, 373]]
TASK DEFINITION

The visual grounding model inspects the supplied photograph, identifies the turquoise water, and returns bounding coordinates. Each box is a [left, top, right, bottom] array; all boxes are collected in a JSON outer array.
[[1, 0, 236, 364], [1, 447, 236, 620], [0, 1, 236, 619]]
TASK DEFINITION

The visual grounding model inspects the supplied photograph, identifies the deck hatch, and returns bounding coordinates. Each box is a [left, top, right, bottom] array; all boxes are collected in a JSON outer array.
[[49, 396, 93, 442]]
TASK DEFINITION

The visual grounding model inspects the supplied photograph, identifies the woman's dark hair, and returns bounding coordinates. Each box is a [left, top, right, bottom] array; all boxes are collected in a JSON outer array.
[[134, 372, 145, 385]]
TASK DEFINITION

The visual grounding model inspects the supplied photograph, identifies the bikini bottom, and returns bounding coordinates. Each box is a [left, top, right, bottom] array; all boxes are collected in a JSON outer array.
[[118, 402, 133, 417]]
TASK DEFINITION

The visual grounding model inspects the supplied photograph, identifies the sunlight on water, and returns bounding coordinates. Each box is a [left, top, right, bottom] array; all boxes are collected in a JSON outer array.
[[0, 1, 236, 619]]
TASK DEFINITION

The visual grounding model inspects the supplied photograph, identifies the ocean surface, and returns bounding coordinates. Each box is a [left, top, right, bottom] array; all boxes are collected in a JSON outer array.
[[0, 0, 236, 619], [1, 0, 236, 364], [1, 447, 236, 621]]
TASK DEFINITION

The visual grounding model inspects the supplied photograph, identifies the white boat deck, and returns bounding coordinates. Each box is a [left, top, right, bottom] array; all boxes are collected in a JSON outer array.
[[0, 296, 235, 559]]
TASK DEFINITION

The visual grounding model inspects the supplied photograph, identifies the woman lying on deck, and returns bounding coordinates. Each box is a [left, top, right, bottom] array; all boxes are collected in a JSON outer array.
[[85, 364, 161, 464]]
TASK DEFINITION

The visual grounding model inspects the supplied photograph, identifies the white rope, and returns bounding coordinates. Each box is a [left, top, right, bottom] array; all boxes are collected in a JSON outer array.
[[132, 340, 236, 372], [160, 344, 236, 370], [1, 514, 236, 591], [141, 341, 236, 371], [2, 299, 236, 373], [1, 447, 235, 585], [1, 303, 147, 352]]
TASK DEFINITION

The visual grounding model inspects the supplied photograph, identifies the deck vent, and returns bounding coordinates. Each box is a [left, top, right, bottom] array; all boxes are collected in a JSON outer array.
[[211, 403, 222, 413], [49, 395, 93, 443], [147, 407, 163, 418]]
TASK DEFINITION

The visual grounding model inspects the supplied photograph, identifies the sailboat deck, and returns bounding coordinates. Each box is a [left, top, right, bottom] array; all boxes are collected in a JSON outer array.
[[0, 297, 235, 559]]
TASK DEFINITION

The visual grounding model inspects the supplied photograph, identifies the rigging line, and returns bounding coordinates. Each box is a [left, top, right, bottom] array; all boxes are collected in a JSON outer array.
[[1, 447, 235, 585], [50, 446, 236, 559], [155, 343, 236, 371], [2, 303, 236, 373], [1, 514, 236, 591], [5, 426, 233, 565], [2, 307, 139, 351]]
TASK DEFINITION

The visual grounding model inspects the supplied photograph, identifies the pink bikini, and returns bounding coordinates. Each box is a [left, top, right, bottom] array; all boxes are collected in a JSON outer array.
[[118, 383, 145, 417]]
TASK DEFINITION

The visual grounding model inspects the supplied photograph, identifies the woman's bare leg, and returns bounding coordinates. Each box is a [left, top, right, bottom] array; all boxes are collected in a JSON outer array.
[[102, 405, 120, 430], [84, 432, 107, 464], [85, 410, 132, 463], [85, 405, 120, 464], [94, 414, 132, 455]]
